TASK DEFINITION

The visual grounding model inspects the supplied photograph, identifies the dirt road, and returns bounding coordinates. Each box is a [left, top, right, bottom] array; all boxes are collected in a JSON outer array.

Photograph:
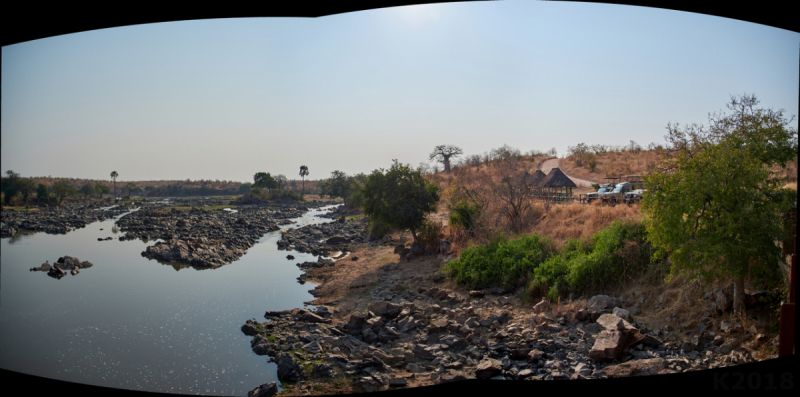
[[538, 158, 597, 188]]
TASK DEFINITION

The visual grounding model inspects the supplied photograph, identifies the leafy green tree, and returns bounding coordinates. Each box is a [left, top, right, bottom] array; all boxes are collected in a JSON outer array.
[[299, 165, 309, 195], [253, 172, 277, 192], [361, 160, 441, 243], [52, 180, 77, 202], [80, 183, 97, 199], [320, 170, 356, 207], [1, 170, 22, 205], [124, 182, 138, 199], [17, 178, 36, 205], [238, 183, 251, 194], [110, 171, 119, 202], [94, 181, 109, 199], [37, 183, 49, 205], [642, 94, 798, 313], [144, 185, 156, 197]]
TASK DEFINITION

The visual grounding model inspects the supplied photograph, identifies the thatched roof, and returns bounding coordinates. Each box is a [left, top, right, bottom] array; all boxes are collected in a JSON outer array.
[[519, 170, 547, 187], [540, 168, 577, 188]]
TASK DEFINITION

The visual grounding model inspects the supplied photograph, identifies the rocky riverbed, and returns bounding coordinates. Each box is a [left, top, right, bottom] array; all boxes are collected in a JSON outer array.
[[241, 245, 771, 396], [29, 255, 95, 278], [114, 201, 340, 268], [1, 204, 130, 236]]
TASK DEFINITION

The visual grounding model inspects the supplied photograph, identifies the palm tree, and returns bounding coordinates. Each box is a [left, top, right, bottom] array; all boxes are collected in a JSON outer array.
[[110, 171, 118, 202], [299, 165, 309, 196]]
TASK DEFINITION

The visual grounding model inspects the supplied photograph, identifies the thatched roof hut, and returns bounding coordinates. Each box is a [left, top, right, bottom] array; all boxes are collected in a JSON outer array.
[[519, 170, 547, 187], [539, 168, 577, 200]]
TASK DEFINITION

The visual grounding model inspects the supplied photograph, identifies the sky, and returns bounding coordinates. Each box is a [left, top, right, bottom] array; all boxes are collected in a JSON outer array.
[[2, 1, 798, 184]]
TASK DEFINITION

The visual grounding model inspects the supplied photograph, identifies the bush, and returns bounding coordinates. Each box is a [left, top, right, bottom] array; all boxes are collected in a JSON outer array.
[[417, 220, 444, 254], [528, 220, 653, 300], [448, 200, 481, 231], [444, 232, 555, 290], [367, 218, 392, 240]]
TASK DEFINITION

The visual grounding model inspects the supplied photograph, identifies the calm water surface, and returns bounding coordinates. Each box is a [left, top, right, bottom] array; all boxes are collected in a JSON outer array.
[[1, 205, 339, 395]]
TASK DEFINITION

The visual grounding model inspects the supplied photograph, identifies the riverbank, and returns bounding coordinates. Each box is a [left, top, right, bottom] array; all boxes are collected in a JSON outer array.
[[243, 229, 778, 395]]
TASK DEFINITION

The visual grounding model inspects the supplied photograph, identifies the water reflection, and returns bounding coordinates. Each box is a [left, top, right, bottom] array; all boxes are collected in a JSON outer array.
[[6, 229, 36, 245]]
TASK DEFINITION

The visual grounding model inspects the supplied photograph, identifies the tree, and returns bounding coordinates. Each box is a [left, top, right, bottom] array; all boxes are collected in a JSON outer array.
[[254, 172, 277, 192], [37, 183, 49, 205], [492, 155, 537, 233], [17, 178, 36, 205], [80, 183, 97, 200], [238, 183, 251, 194], [110, 171, 119, 202], [94, 181, 109, 199], [275, 174, 287, 191], [429, 145, 463, 172], [320, 170, 355, 207], [361, 160, 440, 244], [124, 182, 138, 199], [642, 94, 797, 313], [299, 165, 309, 195], [52, 180, 77, 202], [1, 170, 21, 205], [144, 185, 156, 197]]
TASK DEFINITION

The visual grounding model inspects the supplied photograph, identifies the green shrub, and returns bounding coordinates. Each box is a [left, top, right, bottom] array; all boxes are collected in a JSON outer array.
[[367, 218, 392, 240], [448, 200, 481, 230], [527, 220, 653, 300], [444, 232, 555, 290]]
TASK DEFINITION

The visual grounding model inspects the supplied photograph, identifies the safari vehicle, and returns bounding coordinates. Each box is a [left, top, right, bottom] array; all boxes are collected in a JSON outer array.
[[602, 175, 644, 206], [623, 189, 647, 205], [585, 183, 613, 203]]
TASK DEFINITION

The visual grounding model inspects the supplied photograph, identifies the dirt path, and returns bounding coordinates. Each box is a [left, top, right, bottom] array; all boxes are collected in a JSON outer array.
[[538, 158, 597, 188]]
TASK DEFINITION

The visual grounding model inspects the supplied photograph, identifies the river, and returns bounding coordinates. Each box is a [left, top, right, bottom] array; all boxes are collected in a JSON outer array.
[[0, 205, 338, 395]]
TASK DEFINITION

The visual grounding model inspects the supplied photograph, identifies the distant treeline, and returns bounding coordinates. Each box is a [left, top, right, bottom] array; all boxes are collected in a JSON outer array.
[[2, 173, 328, 205]]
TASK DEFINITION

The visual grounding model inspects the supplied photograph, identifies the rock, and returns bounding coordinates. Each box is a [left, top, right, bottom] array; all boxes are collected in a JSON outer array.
[[527, 349, 544, 362], [274, 352, 305, 381], [586, 295, 621, 318], [469, 290, 485, 298], [247, 382, 278, 397], [475, 358, 503, 379], [611, 307, 631, 321], [241, 320, 261, 336], [593, 358, 672, 377], [368, 301, 403, 318], [301, 312, 331, 323], [497, 296, 511, 306], [311, 363, 336, 379], [388, 377, 407, 387], [326, 236, 348, 245], [533, 300, 551, 314], [575, 309, 589, 321], [588, 330, 626, 362], [286, 255, 295, 260], [437, 370, 467, 384], [346, 313, 368, 335], [394, 245, 406, 254], [356, 377, 384, 393], [411, 344, 437, 361]]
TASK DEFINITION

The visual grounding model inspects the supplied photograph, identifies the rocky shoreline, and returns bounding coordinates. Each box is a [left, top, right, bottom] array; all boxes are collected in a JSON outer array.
[[1, 204, 130, 237], [242, 249, 768, 396]]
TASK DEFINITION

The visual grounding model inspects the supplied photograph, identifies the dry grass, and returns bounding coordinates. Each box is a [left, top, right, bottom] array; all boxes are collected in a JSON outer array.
[[527, 202, 642, 247], [561, 149, 658, 182]]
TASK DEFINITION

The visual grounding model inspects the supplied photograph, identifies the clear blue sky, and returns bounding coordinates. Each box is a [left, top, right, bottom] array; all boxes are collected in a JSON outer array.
[[2, 1, 798, 183]]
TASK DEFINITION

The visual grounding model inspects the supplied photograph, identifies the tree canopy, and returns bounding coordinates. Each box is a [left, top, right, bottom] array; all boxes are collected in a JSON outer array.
[[320, 170, 356, 207], [361, 160, 440, 243], [642, 94, 797, 313], [299, 165, 309, 195], [52, 180, 77, 202], [253, 172, 277, 191], [429, 145, 463, 172]]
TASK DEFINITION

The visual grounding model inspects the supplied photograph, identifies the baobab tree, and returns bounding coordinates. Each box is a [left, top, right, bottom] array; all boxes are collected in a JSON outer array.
[[299, 165, 309, 195], [429, 145, 463, 172], [110, 171, 118, 202]]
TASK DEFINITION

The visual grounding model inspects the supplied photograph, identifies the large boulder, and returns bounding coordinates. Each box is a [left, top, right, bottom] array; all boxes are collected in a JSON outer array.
[[274, 352, 305, 381], [474, 358, 503, 379], [589, 314, 646, 362], [586, 295, 622, 319], [346, 313, 368, 335], [368, 301, 403, 318], [247, 382, 278, 397]]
